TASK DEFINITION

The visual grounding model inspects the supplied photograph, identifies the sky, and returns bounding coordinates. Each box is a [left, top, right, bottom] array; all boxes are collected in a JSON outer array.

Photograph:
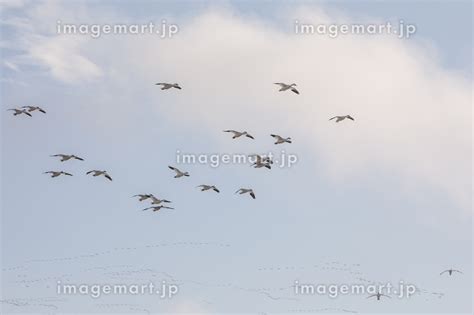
[[1, 0, 472, 314]]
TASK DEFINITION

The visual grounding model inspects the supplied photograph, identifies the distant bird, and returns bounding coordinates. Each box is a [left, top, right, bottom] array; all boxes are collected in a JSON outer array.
[[44, 171, 73, 178], [197, 185, 220, 193], [22, 106, 46, 114], [223, 130, 254, 140], [50, 154, 84, 162], [235, 188, 256, 199], [86, 170, 112, 181], [249, 154, 272, 169], [270, 134, 292, 144], [168, 166, 189, 178], [133, 194, 153, 201], [440, 269, 463, 276], [143, 205, 174, 212], [150, 195, 172, 205], [274, 83, 299, 94], [329, 115, 355, 122], [7, 108, 32, 117], [367, 293, 391, 301], [155, 83, 181, 90]]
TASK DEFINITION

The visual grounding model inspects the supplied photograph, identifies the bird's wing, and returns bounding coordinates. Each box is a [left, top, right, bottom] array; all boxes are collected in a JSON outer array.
[[86, 170, 94, 174], [250, 192, 256, 199], [223, 130, 237, 133], [168, 166, 178, 172], [440, 270, 448, 275], [104, 174, 113, 181], [39, 108, 46, 113], [453, 270, 463, 274], [366, 295, 376, 299], [25, 112, 32, 116], [235, 189, 242, 194], [74, 156, 84, 161], [291, 88, 300, 94], [246, 134, 255, 139], [347, 115, 355, 120], [64, 172, 73, 176], [274, 83, 285, 86], [213, 187, 220, 193], [381, 294, 391, 298], [329, 116, 337, 120], [155, 83, 165, 85]]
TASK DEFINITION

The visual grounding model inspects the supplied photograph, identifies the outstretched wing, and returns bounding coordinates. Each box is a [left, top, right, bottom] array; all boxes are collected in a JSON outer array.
[[291, 88, 299, 94], [250, 192, 256, 199]]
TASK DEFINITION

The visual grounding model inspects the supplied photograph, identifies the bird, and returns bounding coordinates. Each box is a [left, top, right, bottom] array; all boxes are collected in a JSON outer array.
[[21, 106, 46, 114], [197, 185, 220, 193], [440, 269, 463, 276], [155, 83, 181, 90], [274, 83, 299, 94], [223, 130, 255, 140], [270, 134, 292, 144], [149, 195, 172, 205], [143, 205, 174, 212], [367, 293, 391, 301], [44, 171, 73, 178], [7, 108, 32, 117], [168, 166, 189, 178], [329, 115, 355, 122], [50, 154, 84, 162], [235, 188, 256, 199], [249, 154, 272, 169], [133, 194, 153, 201], [86, 170, 112, 181]]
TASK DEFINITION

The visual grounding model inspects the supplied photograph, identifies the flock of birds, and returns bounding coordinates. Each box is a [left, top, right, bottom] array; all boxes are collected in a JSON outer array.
[[8, 82, 355, 212], [7, 80, 464, 308]]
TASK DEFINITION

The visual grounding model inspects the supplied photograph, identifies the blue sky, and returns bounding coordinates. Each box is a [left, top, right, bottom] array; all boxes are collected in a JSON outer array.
[[1, 0, 472, 313]]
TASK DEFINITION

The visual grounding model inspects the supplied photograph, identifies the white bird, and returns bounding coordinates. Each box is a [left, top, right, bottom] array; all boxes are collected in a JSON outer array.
[[149, 195, 172, 205], [21, 106, 46, 114], [249, 154, 272, 169], [7, 108, 32, 117], [86, 170, 112, 181], [274, 83, 299, 94], [270, 134, 292, 144], [235, 188, 256, 199], [44, 171, 73, 178], [133, 194, 153, 201], [155, 83, 181, 90], [367, 293, 391, 301], [50, 154, 84, 162], [223, 130, 255, 140], [440, 269, 463, 276], [329, 115, 355, 122], [197, 185, 220, 193], [143, 205, 174, 212], [168, 166, 189, 178]]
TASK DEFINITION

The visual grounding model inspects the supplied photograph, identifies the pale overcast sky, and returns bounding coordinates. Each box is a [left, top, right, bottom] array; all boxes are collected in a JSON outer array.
[[1, 0, 472, 314]]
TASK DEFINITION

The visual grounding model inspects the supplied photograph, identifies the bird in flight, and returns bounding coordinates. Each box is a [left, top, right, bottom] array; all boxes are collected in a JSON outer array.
[[50, 154, 84, 162], [274, 83, 299, 94], [197, 185, 220, 193], [44, 171, 73, 178], [143, 205, 174, 212], [235, 188, 256, 199], [367, 293, 391, 301], [249, 154, 272, 169], [7, 108, 32, 117], [150, 195, 172, 205], [440, 269, 463, 276], [168, 166, 189, 178], [133, 194, 154, 201], [155, 83, 182, 90], [86, 170, 113, 181], [21, 106, 46, 114], [271, 134, 292, 144], [223, 130, 255, 140], [329, 115, 355, 122]]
